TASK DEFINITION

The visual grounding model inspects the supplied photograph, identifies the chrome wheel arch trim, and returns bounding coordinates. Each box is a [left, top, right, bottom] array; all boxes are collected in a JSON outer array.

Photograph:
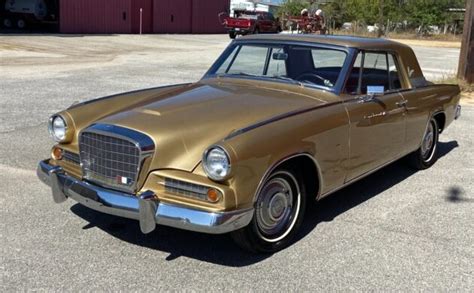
[[252, 153, 324, 205]]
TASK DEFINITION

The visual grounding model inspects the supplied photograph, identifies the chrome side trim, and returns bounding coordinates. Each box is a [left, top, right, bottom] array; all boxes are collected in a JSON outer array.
[[225, 101, 343, 140], [37, 160, 254, 234]]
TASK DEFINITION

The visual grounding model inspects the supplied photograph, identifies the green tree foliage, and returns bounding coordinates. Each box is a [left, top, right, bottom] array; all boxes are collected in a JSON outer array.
[[277, 0, 310, 17], [280, 0, 465, 28]]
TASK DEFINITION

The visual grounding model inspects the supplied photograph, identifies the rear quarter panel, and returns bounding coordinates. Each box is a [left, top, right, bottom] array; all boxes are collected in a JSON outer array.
[[402, 84, 461, 152]]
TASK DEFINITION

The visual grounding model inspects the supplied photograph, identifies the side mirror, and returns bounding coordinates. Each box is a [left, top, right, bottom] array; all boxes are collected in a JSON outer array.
[[358, 94, 376, 103]]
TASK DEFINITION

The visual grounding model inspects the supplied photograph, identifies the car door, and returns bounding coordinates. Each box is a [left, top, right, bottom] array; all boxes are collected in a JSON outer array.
[[343, 51, 407, 182], [258, 13, 272, 32], [267, 13, 278, 32]]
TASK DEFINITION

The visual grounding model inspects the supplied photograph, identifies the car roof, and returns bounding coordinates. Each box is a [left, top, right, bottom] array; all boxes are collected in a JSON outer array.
[[239, 34, 410, 50]]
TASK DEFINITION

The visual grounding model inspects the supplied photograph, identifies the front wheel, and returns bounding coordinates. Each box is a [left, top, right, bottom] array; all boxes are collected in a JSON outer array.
[[231, 168, 306, 253], [17, 19, 26, 29], [228, 31, 236, 39], [407, 117, 439, 169]]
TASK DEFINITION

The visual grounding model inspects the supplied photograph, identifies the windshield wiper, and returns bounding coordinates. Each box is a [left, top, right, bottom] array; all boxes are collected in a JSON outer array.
[[269, 76, 305, 87], [217, 72, 259, 78], [217, 73, 308, 88]]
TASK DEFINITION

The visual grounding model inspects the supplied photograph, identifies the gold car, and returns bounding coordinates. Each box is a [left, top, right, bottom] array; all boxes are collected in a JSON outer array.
[[37, 35, 461, 253]]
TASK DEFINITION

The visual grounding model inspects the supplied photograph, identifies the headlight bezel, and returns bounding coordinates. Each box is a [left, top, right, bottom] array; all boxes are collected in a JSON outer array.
[[202, 146, 232, 181], [48, 114, 72, 143]]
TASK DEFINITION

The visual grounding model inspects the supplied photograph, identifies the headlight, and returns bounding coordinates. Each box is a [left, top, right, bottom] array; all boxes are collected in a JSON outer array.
[[48, 115, 68, 142], [203, 146, 231, 181]]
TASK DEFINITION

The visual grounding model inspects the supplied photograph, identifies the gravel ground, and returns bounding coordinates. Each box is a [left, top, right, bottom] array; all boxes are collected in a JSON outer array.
[[0, 34, 472, 291]]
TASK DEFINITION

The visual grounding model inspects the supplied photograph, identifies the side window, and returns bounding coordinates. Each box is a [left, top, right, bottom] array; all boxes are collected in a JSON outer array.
[[388, 54, 402, 90], [266, 48, 287, 76], [361, 52, 388, 94], [312, 49, 346, 69], [346, 51, 403, 95]]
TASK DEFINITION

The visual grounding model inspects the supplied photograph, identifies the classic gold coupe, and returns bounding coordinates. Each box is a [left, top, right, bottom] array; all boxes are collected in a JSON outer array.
[[38, 35, 461, 253]]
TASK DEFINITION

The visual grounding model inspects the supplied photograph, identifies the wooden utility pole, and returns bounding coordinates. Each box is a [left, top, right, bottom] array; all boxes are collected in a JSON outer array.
[[458, 0, 473, 83], [378, 0, 384, 37]]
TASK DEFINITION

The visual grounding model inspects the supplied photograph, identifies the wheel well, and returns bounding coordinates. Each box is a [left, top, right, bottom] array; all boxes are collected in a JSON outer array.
[[277, 155, 320, 201], [433, 112, 446, 133]]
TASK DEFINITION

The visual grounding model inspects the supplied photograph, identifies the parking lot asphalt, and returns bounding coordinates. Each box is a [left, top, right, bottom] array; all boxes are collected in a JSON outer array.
[[0, 34, 472, 291]]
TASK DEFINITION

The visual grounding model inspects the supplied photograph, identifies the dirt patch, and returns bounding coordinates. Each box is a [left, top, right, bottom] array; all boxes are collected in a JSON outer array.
[[461, 92, 474, 105]]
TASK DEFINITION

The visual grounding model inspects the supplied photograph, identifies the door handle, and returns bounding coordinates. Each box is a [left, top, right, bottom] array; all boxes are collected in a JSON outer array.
[[396, 100, 407, 107]]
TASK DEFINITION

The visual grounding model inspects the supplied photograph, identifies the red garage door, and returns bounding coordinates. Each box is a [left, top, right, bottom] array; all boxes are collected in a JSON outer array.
[[60, 0, 131, 33], [153, 0, 192, 33], [191, 0, 228, 33], [131, 0, 153, 34]]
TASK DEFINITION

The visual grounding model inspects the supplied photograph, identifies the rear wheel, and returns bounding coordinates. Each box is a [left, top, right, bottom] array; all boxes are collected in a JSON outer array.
[[407, 117, 439, 169], [228, 31, 236, 39], [231, 168, 306, 253], [3, 18, 12, 28]]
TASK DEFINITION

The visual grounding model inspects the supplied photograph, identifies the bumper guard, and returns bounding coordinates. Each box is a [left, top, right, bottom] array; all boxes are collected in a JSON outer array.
[[37, 160, 253, 234]]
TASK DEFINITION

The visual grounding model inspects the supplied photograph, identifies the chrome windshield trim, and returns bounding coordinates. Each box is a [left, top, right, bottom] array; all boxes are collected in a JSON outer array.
[[203, 40, 354, 95]]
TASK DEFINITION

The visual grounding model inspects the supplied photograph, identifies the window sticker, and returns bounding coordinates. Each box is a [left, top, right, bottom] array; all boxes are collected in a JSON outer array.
[[367, 86, 385, 95]]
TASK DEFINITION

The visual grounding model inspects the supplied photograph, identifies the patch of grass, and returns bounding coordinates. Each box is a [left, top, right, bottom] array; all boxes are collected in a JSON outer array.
[[435, 75, 473, 93]]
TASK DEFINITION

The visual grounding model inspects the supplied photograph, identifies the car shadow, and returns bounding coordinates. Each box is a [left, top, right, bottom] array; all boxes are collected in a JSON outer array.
[[70, 140, 458, 267]]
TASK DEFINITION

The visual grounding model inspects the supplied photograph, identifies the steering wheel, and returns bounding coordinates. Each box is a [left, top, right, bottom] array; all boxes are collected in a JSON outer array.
[[295, 72, 333, 87]]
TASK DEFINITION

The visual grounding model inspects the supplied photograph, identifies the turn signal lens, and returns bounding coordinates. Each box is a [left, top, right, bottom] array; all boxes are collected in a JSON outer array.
[[51, 147, 63, 160], [207, 188, 220, 202]]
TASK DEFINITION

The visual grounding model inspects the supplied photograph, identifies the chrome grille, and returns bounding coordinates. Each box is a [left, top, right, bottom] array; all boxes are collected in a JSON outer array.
[[165, 178, 209, 200], [79, 124, 154, 193], [63, 150, 80, 165]]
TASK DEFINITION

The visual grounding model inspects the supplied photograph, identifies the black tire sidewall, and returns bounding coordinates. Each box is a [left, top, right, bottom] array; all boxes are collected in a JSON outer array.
[[242, 168, 307, 253], [410, 118, 439, 169]]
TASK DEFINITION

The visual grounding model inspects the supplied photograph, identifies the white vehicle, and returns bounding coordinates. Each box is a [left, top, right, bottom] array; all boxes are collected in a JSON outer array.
[[2, 0, 56, 29], [341, 22, 352, 30]]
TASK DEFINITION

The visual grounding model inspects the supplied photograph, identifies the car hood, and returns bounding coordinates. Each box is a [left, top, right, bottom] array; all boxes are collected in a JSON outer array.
[[94, 79, 331, 171]]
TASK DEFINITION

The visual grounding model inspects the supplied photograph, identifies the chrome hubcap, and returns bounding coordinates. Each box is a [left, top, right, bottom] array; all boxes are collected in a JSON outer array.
[[421, 122, 435, 159], [255, 171, 300, 242]]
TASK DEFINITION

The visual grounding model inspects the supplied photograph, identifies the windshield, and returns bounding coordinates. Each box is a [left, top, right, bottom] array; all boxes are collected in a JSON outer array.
[[208, 43, 348, 90]]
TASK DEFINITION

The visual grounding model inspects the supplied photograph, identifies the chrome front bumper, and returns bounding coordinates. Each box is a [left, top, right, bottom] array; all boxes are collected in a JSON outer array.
[[37, 160, 253, 234]]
